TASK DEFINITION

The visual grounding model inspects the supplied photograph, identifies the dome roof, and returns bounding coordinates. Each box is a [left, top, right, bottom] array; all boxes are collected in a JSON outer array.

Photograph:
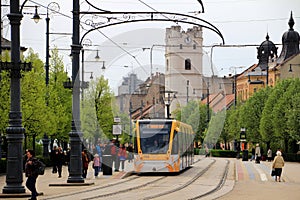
[[277, 12, 300, 64], [257, 34, 278, 70]]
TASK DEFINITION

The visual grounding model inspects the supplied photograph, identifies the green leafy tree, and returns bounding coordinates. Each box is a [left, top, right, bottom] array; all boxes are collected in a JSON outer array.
[[93, 75, 114, 141], [221, 107, 238, 150], [22, 49, 48, 150], [260, 79, 291, 149], [47, 49, 72, 146], [272, 78, 300, 152], [174, 100, 210, 147], [0, 51, 11, 136], [239, 87, 270, 144], [204, 110, 226, 148]]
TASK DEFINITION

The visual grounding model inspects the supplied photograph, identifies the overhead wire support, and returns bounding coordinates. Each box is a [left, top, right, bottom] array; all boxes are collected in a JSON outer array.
[[79, 11, 225, 45]]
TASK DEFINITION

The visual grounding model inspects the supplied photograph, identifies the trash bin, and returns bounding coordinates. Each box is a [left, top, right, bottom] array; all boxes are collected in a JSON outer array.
[[102, 155, 113, 175], [242, 150, 248, 161]]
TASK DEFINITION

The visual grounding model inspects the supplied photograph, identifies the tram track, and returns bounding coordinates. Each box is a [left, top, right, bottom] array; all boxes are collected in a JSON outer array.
[[143, 159, 229, 200], [86, 158, 218, 199], [41, 158, 229, 200]]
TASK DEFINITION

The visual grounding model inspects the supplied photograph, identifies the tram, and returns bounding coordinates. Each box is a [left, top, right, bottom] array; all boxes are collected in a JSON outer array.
[[134, 119, 195, 173]]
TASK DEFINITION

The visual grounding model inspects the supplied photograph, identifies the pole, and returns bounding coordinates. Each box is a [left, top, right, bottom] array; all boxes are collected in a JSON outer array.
[[67, 0, 84, 183], [129, 101, 132, 142], [81, 49, 84, 101], [167, 92, 170, 119], [234, 74, 237, 107], [42, 6, 50, 158], [186, 80, 189, 103], [2, 0, 26, 193], [206, 82, 210, 123], [45, 11, 50, 87]]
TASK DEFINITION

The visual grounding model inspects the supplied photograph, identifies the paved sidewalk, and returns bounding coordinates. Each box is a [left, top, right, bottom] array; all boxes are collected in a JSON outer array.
[[218, 159, 300, 200], [0, 160, 135, 199]]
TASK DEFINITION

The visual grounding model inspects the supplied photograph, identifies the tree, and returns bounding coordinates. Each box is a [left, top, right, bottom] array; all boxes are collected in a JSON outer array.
[[174, 100, 210, 147], [204, 110, 226, 149], [0, 51, 11, 137], [238, 87, 270, 144], [22, 49, 48, 150], [272, 79, 300, 153], [93, 75, 114, 141], [222, 107, 238, 150], [260, 79, 291, 149], [46, 49, 72, 147]]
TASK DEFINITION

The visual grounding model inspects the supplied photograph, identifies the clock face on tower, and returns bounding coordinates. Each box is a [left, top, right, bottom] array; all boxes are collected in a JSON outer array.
[[184, 36, 192, 44]]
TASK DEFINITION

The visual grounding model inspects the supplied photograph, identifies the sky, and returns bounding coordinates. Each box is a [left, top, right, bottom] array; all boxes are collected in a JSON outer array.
[[2, 0, 300, 92]]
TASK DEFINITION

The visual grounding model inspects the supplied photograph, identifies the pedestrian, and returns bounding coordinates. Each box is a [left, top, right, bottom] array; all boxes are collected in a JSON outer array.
[[250, 147, 255, 161], [205, 144, 209, 157], [127, 143, 134, 163], [93, 153, 101, 178], [50, 146, 58, 174], [25, 149, 39, 200], [267, 148, 272, 162], [95, 142, 103, 171], [255, 143, 261, 163], [118, 144, 127, 171], [272, 151, 284, 182], [82, 149, 90, 178], [108, 140, 119, 172], [65, 147, 71, 174], [56, 147, 64, 178]]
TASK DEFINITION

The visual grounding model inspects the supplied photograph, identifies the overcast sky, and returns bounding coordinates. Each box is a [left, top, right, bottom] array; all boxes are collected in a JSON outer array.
[[2, 0, 300, 90]]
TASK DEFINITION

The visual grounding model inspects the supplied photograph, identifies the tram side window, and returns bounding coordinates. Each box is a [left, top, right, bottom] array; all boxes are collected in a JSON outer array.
[[172, 131, 178, 154]]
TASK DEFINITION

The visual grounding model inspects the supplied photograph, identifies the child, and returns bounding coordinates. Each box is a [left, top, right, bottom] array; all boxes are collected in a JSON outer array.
[[93, 154, 101, 178]]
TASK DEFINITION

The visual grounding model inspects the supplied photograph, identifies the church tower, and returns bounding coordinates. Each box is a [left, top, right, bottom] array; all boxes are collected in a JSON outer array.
[[165, 26, 204, 112]]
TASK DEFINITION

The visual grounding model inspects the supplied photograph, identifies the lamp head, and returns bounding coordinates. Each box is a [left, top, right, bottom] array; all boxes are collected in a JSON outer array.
[[32, 6, 41, 24]]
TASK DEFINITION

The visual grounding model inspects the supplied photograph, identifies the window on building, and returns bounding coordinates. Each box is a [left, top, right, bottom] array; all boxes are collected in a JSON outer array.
[[179, 44, 183, 49], [185, 59, 191, 70], [193, 44, 196, 49]]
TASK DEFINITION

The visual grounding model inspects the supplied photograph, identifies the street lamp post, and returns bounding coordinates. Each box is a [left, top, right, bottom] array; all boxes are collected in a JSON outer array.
[[1, 0, 32, 194], [129, 101, 133, 142], [161, 90, 177, 119], [67, 0, 84, 183]]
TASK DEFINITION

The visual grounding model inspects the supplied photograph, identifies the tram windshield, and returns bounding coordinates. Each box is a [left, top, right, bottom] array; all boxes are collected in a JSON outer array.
[[139, 121, 172, 154]]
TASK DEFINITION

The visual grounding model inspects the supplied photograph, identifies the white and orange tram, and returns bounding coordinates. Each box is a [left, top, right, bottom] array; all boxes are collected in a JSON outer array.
[[134, 119, 195, 173]]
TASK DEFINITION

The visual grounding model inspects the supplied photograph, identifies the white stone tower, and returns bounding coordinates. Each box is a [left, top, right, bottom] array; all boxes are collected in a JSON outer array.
[[165, 26, 204, 113]]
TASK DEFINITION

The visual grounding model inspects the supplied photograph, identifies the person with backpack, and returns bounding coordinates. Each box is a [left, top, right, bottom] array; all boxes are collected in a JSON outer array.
[[25, 149, 39, 200]]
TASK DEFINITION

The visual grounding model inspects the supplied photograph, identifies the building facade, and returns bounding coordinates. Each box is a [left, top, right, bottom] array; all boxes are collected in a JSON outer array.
[[164, 26, 204, 111], [235, 12, 300, 102]]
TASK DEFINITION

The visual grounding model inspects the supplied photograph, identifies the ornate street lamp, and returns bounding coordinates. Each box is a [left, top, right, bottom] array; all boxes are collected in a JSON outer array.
[[0, 0, 32, 194]]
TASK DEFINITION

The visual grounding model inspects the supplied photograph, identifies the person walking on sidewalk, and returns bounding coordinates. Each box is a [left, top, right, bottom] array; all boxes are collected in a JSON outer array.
[[93, 153, 101, 178], [25, 149, 39, 200], [118, 144, 127, 171], [82, 149, 90, 178], [272, 151, 285, 182], [267, 148, 273, 162], [255, 143, 261, 163], [56, 147, 64, 178]]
